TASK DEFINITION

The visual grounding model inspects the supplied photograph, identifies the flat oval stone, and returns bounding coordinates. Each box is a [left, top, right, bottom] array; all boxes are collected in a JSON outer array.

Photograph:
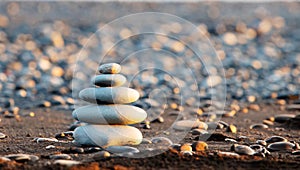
[[249, 124, 268, 129], [231, 144, 255, 155], [54, 160, 81, 167], [92, 74, 126, 87], [50, 154, 71, 160], [98, 63, 121, 74], [265, 136, 287, 144], [274, 114, 296, 123], [79, 87, 140, 104], [173, 120, 208, 131], [217, 151, 240, 158], [73, 125, 143, 147], [105, 146, 139, 154], [267, 142, 295, 151], [72, 105, 147, 125]]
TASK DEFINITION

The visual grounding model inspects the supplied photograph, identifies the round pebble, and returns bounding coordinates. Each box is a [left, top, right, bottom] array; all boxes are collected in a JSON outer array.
[[192, 141, 208, 151], [180, 143, 192, 152], [190, 129, 208, 135], [231, 144, 256, 155], [227, 124, 237, 133]]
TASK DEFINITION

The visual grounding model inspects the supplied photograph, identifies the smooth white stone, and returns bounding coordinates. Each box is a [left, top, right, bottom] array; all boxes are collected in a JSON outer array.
[[73, 125, 143, 147], [72, 104, 147, 125], [79, 87, 139, 104]]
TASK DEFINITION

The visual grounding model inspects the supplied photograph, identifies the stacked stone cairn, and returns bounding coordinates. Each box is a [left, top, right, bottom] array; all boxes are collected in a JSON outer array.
[[72, 63, 147, 147]]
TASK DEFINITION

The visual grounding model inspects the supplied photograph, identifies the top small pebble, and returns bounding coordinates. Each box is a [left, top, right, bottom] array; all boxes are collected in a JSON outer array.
[[98, 63, 121, 74]]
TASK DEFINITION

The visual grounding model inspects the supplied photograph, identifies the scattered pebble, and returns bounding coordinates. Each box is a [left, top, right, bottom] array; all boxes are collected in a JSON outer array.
[[34, 137, 58, 143], [180, 143, 192, 152], [46, 145, 56, 150], [151, 137, 173, 146], [92, 151, 111, 160], [173, 120, 208, 131], [227, 124, 237, 133], [190, 129, 208, 135], [274, 114, 296, 123], [231, 144, 256, 155], [5, 154, 39, 163], [192, 141, 208, 151], [53, 160, 81, 167], [49, 154, 72, 160], [0, 132, 6, 139], [265, 136, 287, 144], [267, 142, 295, 151], [225, 138, 238, 143], [249, 124, 268, 129]]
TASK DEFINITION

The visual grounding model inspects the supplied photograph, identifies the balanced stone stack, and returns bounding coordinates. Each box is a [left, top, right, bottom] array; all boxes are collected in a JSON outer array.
[[72, 63, 147, 147]]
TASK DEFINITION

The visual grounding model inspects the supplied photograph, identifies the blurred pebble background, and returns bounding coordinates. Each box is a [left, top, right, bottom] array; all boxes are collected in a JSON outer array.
[[0, 1, 300, 111]]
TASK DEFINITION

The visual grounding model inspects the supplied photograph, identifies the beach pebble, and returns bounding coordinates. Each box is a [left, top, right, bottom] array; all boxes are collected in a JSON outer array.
[[53, 160, 81, 167], [92, 74, 126, 87], [50, 154, 72, 160], [73, 125, 143, 147], [151, 137, 173, 146], [192, 141, 208, 151], [35, 137, 58, 143], [141, 138, 152, 144], [225, 138, 238, 143], [62, 147, 85, 154], [206, 122, 224, 130], [217, 151, 240, 158], [0, 132, 6, 139], [274, 114, 296, 123], [105, 146, 139, 154], [190, 129, 208, 135], [267, 142, 295, 151], [256, 140, 267, 146], [5, 154, 39, 162], [46, 145, 56, 149], [92, 151, 111, 160], [227, 124, 237, 133], [249, 124, 268, 129], [98, 63, 121, 74], [265, 136, 287, 144], [72, 105, 147, 125], [79, 87, 140, 104], [231, 144, 256, 155], [0, 157, 11, 162], [173, 120, 208, 131], [180, 143, 192, 152]]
